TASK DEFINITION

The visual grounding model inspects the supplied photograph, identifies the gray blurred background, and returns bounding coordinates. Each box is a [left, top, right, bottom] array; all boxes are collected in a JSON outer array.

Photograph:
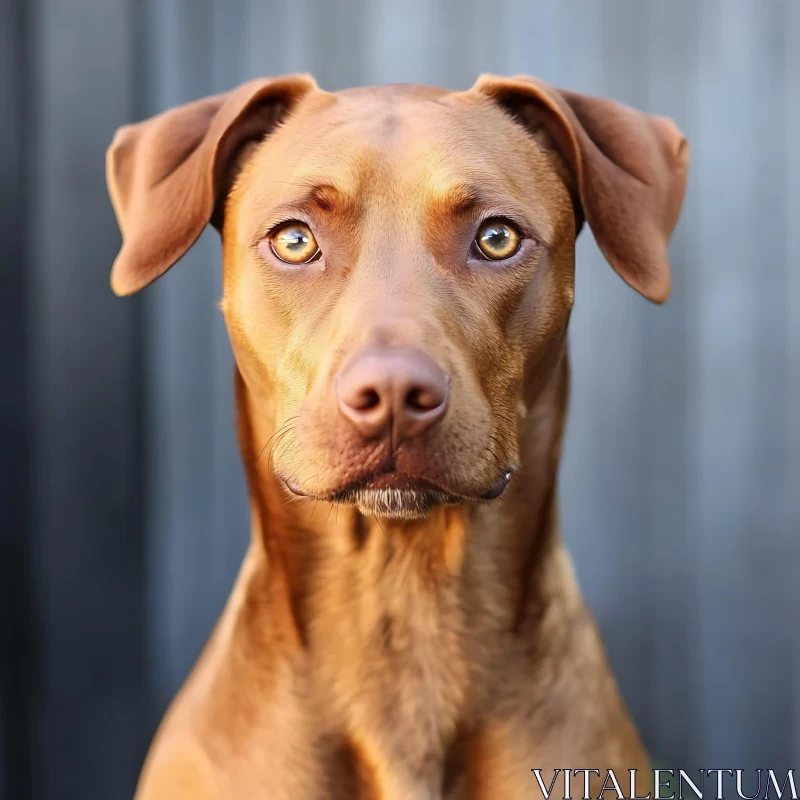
[[1, 0, 798, 798]]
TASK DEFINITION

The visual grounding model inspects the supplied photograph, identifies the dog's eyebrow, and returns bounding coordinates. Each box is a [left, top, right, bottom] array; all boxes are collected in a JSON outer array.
[[271, 181, 345, 214], [430, 183, 528, 221], [428, 182, 547, 244], [434, 184, 486, 215]]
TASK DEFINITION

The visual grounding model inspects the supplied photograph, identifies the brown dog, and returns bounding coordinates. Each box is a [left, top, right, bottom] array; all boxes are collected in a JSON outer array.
[[107, 74, 688, 799]]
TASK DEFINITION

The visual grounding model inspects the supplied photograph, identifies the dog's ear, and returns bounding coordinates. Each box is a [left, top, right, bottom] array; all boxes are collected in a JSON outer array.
[[473, 74, 689, 303], [106, 74, 318, 296]]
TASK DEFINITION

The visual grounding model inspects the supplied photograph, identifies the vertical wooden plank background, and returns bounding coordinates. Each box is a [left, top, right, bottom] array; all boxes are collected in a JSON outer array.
[[0, 0, 32, 797], [786, 0, 800, 764], [692, 1, 792, 769], [1, 1, 797, 797], [25, 0, 148, 797]]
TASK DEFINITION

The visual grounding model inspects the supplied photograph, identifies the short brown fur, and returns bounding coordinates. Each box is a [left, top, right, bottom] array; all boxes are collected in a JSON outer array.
[[106, 74, 688, 799]]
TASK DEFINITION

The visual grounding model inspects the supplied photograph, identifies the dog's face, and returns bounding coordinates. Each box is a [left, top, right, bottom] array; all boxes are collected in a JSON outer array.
[[107, 75, 688, 519], [222, 86, 577, 516]]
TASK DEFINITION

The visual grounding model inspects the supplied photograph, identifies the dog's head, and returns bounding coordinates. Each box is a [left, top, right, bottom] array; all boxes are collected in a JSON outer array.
[[107, 74, 688, 519]]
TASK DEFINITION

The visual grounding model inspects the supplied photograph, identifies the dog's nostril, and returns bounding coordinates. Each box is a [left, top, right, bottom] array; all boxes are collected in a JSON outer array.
[[352, 388, 381, 411], [405, 387, 441, 412]]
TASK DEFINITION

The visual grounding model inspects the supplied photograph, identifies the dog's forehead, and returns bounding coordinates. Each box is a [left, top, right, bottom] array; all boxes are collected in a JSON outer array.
[[289, 83, 477, 148], [334, 82, 452, 102], [249, 84, 556, 200]]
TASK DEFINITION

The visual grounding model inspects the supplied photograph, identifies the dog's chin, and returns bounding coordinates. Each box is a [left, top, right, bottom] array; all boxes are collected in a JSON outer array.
[[280, 470, 511, 521], [341, 484, 461, 520]]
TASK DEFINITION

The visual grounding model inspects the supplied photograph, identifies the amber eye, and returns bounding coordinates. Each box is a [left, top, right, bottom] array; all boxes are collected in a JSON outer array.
[[475, 219, 522, 261], [270, 222, 320, 264]]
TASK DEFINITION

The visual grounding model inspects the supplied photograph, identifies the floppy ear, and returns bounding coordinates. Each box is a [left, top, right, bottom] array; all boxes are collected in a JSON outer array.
[[106, 74, 318, 296], [473, 74, 689, 303]]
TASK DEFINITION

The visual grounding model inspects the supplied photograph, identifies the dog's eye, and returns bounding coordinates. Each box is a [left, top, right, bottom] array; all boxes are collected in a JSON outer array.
[[475, 219, 522, 261], [270, 222, 321, 264]]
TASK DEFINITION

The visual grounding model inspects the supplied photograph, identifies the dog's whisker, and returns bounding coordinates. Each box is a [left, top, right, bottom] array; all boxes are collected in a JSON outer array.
[[267, 426, 297, 473], [255, 416, 300, 468], [485, 446, 503, 472]]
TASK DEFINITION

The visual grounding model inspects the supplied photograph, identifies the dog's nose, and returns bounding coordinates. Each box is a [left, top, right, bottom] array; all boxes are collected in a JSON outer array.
[[336, 348, 449, 443]]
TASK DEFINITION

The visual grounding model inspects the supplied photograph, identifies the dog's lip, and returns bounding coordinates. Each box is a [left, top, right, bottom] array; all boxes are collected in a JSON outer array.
[[352, 472, 444, 493], [280, 472, 448, 499], [280, 469, 512, 502], [481, 470, 513, 499]]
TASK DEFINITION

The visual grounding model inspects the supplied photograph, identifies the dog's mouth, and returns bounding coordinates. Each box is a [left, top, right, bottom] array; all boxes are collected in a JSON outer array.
[[280, 470, 511, 520]]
